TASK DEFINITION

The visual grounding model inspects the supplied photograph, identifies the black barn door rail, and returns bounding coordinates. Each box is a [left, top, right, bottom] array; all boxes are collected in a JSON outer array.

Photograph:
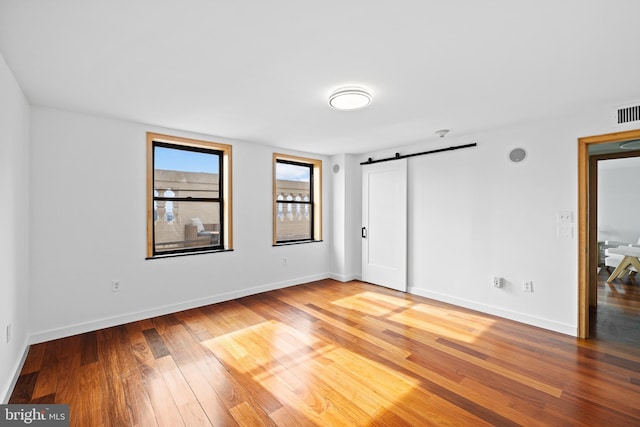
[[360, 143, 477, 165]]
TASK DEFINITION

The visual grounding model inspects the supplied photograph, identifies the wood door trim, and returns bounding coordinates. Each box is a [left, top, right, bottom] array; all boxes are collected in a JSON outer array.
[[577, 128, 640, 338]]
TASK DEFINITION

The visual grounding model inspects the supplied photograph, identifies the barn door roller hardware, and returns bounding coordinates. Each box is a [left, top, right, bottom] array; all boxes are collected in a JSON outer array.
[[360, 143, 477, 165]]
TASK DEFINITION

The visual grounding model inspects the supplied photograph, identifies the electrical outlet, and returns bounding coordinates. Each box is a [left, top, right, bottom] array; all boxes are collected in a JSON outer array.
[[112, 280, 122, 292], [492, 276, 503, 288], [558, 211, 573, 223], [523, 280, 533, 292], [282, 257, 288, 266], [6, 324, 11, 343]]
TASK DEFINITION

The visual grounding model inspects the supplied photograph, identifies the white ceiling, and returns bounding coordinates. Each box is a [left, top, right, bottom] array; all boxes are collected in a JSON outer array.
[[1, 0, 640, 155]]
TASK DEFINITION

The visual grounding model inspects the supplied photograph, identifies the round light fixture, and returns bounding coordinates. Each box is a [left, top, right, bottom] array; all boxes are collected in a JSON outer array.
[[328, 86, 372, 110], [619, 139, 640, 150]]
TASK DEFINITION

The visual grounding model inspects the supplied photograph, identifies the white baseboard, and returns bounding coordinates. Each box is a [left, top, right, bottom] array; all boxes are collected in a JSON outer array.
[[2, 340, 29, 404], [30, 273, 331, 344], [233, 273, 331, 298], [329, 273, 361, 282], [409, 287, 578, 337]]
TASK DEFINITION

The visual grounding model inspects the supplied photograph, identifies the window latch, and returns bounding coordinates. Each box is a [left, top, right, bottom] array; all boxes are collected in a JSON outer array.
[[361, 227, 367, 238]]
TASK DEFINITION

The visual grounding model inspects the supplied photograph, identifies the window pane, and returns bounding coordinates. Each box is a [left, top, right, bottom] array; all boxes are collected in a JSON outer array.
[[275, 163, 311, 208], [276, 202, 312, 241], [148, 133, 232, 258], [155, 146, 219, 197], [275, 160, 313, 242], [154, 201, 221, 253]]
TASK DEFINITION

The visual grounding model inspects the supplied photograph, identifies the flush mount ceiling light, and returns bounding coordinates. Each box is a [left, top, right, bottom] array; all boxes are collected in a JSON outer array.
[[435, 129, 450, 138], [328, 86, 372, 110], [619, 139, 640, 150]]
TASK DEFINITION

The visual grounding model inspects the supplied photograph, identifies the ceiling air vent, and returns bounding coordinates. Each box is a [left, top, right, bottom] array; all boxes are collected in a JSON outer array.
[[617, 105, 640, 124]]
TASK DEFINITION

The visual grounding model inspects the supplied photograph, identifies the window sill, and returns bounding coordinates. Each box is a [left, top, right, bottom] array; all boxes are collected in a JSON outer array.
[[273, 240, 323, 247], [146, 248, 234, 260]]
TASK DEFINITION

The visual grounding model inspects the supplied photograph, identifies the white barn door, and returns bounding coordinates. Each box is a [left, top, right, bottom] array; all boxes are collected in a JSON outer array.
[[361, 159, 407, 291]]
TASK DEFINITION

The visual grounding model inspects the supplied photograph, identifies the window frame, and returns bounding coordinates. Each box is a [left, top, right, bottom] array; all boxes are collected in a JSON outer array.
[[273, 153, 322, 245], [146, 132, 233, 258]]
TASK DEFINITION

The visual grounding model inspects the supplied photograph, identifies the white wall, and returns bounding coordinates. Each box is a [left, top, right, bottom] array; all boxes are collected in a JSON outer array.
[[351, 109, 640, 336], [344, 154, 362, 280], [0, 52, 30, 402], [330, 154, 347, 279], [598, 157, 640, 243], [28, 107, 332, 342], [330, 154, 362, 282]]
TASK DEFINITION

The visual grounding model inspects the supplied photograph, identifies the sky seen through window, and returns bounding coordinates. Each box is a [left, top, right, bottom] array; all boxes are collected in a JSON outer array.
[[155, 146, 310, 181]]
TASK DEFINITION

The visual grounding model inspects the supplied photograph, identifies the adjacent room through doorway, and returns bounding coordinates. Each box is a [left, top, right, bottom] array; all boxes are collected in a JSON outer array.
[[578, 130, 640, 344]]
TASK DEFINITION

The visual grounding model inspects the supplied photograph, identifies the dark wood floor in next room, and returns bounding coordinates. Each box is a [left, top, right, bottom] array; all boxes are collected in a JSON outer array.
[[10, 278, 640, 426], [591, 268, 640, 346]]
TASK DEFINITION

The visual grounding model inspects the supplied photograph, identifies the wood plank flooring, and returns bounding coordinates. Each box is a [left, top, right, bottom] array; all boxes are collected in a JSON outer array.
[[592, 268, 640, 346], [10, 279, 640, 426]]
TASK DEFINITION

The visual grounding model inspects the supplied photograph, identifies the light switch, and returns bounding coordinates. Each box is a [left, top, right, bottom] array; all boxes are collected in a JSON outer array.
[[558, 225, 573, 238]]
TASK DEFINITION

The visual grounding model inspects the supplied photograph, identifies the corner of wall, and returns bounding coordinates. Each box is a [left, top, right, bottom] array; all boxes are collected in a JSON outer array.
[[0, 49, 31, 404], [1, 340, 29, 404]]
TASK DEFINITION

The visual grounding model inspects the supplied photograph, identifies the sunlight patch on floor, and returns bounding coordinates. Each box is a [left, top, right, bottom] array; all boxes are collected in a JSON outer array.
[[331, 291, 412, 316], [201, 319, 420, 424], [390, 303, 497, 343]]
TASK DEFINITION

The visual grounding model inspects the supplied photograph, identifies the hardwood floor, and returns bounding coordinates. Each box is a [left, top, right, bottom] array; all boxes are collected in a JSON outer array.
[[10, 279, 640, 426], [591, 268, 640, 346]]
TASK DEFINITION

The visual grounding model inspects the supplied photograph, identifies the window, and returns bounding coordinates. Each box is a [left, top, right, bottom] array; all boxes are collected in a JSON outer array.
[[273, 153, 322, 244], [147, 133, 232, 257]]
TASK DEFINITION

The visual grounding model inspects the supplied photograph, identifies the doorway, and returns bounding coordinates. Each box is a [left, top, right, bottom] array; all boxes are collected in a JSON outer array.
[[577, 128, 640, 338]]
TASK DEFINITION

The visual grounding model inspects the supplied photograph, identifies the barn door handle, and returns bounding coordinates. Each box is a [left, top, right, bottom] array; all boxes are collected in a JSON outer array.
[[361, 227, 367, 238]]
